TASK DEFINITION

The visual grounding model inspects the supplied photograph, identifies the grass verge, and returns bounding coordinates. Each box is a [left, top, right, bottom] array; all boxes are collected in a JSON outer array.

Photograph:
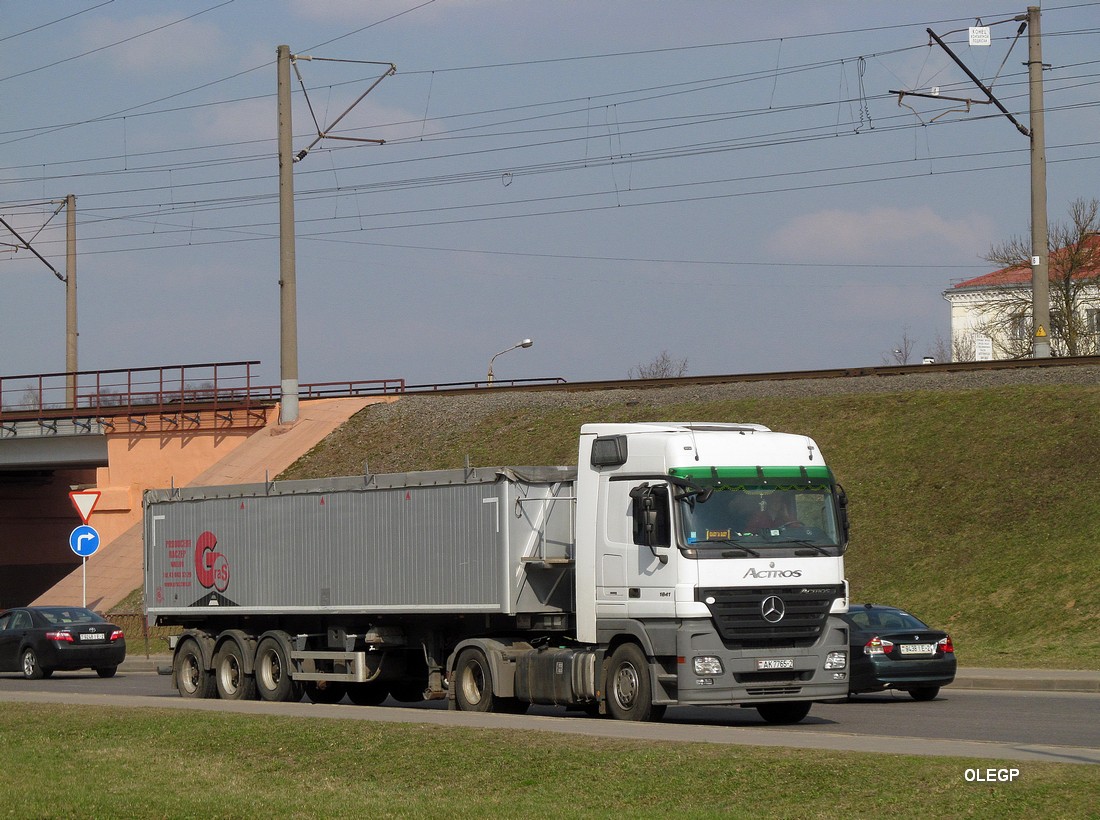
[[1, 703, 1092, 818]]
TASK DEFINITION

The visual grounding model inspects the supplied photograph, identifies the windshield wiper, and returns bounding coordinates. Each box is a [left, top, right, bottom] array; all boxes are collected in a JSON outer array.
[[696, 538, 760, 557], [788, 540, 831, 555]]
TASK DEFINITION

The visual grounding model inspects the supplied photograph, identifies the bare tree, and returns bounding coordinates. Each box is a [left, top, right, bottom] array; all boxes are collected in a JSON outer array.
[[981, 198, 1100, 357], [628, 350, 689, 379], [882, 328, 917, 365]]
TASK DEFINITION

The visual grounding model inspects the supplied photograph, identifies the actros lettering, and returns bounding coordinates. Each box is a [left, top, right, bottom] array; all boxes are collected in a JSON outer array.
[[743, 567, 803, 579], [195, 531, 231, 592]]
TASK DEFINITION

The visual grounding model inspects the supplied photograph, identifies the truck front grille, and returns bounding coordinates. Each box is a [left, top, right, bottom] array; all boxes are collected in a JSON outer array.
[[696, 585, 843, 649]]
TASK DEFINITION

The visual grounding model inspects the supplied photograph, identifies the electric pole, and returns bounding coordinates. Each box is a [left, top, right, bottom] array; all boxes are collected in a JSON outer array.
[[66, 194, 78, 404], [1027, 5, 1050, 358], [277, 44, 300, 424]]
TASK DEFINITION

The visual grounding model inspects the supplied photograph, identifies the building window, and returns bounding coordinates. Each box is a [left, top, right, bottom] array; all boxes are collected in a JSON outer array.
[[1009, 315, 1030, 341], [1087, 308, 1100, 335]]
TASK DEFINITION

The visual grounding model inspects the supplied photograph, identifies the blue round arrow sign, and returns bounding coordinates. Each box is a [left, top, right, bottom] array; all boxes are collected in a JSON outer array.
[[69, 524, 101, 557]]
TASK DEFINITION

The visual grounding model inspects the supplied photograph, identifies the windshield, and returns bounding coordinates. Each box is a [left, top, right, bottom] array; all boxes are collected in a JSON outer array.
[[673, 467, 843, 550]]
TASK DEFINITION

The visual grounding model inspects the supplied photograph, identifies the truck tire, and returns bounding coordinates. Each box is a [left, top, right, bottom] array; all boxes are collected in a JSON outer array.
[[214, 640, 257, 701], [347, 682, 389, 706], [174, 639, 215, 699], [304, 681, 346, 704], [756, 701, 812, 724], [606, 643, 665, 722], [255, 635, 303, 703], [454, 648, 497, 713]]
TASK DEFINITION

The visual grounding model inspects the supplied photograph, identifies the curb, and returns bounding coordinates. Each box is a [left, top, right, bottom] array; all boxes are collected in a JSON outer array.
[[118, 656, 1100, 693]]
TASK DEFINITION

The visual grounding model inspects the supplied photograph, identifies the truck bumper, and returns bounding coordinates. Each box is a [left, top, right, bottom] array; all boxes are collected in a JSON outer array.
[[671, 618, 849, 704]]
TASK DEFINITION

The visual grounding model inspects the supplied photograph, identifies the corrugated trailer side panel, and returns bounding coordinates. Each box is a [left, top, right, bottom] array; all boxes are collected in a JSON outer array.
[[146, 480, 508, 616]]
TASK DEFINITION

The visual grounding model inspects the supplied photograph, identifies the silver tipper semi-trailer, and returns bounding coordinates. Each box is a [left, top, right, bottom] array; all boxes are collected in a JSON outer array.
[[144, 421, 851, 723]]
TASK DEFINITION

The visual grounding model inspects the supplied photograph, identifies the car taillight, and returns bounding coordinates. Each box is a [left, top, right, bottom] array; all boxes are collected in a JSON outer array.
[[110, 629, 124, 641], [938, 635, 954, 653], [46, 631, 74, 643], [864, 636, 893, 655]]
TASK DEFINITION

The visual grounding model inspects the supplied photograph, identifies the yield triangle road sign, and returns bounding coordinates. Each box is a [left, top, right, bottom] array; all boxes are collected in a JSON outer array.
[[70, 490, 101, 525]]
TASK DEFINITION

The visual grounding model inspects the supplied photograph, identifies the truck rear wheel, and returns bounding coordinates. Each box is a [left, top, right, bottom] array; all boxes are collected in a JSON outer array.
[[606, 643, 665, 722], [756, 701, 812, 724], [347, 682, 389, 705], [255, 635, 303, 702], [174, 639, 215, 699], [304, 681, 346, 704], [454, 648, 497, 713], [214, 639, 257, 701]]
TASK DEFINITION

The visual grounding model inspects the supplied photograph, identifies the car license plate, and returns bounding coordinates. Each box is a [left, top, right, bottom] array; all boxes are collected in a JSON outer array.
[[899, 643, 933, 655], [79, 633, 105, 641], [757, 658, 794, 670]]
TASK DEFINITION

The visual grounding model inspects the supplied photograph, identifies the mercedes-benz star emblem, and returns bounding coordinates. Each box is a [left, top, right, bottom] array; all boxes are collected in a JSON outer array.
[[761, 595, 785, 623]]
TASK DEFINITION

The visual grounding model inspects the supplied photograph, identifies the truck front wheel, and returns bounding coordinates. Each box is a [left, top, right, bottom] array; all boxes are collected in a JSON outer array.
[[756, 701, 812, 724], [174, 639, 215, 699], [606, 643, 665, 722]]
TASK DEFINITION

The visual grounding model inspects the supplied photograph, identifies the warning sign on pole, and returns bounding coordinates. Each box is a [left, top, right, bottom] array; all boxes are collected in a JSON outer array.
[[69, 490, 101, 525]]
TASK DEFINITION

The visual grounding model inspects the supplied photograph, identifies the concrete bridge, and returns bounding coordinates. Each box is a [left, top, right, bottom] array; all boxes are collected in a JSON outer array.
[[0, 362, 401, 611]]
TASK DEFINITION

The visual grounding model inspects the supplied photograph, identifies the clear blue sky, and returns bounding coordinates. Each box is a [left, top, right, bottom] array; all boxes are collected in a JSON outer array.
[[2, 1, 1098, 387]]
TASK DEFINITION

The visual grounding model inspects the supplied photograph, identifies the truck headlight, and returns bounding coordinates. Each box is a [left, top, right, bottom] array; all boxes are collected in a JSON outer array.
[[824, 650, 847, 670], [692, 656, 724, 676]]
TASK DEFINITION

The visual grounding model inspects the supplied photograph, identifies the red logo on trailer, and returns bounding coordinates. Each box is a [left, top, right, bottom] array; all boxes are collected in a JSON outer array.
[[195, 531, 230, 592]]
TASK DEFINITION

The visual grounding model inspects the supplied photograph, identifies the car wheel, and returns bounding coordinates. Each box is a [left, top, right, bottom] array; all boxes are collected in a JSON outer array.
[[909, 686, 940, 701], [605, 643, 665, 722], [214, 640, 257, 701], [96, 666, 118, 678], [756, 701, 813, 724], [21, 647, 50, 680], [174, 638, 215, 699]]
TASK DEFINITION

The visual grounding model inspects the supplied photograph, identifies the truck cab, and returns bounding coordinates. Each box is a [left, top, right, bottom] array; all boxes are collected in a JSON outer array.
[[573, 422, 850, 721]]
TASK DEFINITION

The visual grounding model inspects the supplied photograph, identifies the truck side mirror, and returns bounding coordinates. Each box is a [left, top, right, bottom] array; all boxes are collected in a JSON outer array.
[[629, 484, 669, 564], [837, 484, 850, 543]]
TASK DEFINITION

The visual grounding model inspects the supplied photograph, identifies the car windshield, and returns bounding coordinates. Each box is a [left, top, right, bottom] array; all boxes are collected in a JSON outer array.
[[847, 608, 929, 631], [675, 475, 842, 549], [38, 607, 100, 625]]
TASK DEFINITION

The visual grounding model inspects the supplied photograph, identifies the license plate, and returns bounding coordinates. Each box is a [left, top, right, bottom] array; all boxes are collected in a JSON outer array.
[[899, 643, 933, 655], [757, 658, 794, 670], [79, 633, 105, 641]]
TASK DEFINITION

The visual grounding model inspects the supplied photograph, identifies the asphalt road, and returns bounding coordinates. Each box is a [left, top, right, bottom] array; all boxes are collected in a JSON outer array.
[[2, 669, 1097, 764]]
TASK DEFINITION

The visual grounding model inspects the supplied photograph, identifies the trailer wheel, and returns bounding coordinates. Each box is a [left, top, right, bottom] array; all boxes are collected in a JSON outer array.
[[304, 681, 346, 704], [347, 682, 389, 706], [255, 635, 303, 703], [454, 648, 496, 713], [174, 639, 215, 699], [606, 643, 665, 722], [756, 701, 812, 724], [214, 640, 257, 701]]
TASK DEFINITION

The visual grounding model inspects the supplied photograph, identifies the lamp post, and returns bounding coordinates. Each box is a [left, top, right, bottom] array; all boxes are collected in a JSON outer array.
[[487, 338, 533, 385]]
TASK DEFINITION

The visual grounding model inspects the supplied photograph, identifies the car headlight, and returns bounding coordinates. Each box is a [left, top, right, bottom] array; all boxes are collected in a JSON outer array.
[[824, 650, 847, 670], [692, 656, 724, 676]]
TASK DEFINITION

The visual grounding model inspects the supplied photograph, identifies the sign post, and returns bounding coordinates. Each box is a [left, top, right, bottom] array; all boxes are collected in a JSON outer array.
[[69, 491, 102, 607]]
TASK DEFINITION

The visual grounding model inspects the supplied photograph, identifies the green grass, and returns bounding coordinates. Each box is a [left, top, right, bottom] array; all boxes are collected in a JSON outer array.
[[1, 703, 1093, 819], [280, 383, 1100, 670]]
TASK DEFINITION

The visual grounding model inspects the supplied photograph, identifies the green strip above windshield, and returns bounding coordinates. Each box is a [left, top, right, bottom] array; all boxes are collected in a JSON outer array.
[[669, 465, 834, 484]]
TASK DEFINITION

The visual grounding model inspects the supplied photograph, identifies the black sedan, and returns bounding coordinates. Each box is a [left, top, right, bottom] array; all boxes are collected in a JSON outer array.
[[0, 606, 126, 679], [840, 603, 956, 701]]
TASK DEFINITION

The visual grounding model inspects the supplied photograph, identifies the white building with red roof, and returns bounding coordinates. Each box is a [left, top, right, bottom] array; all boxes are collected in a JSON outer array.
[[944, 233, 1100, 361]]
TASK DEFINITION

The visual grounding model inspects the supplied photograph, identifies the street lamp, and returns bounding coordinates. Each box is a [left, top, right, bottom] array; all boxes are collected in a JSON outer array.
[[487, 338, 533, 385]]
